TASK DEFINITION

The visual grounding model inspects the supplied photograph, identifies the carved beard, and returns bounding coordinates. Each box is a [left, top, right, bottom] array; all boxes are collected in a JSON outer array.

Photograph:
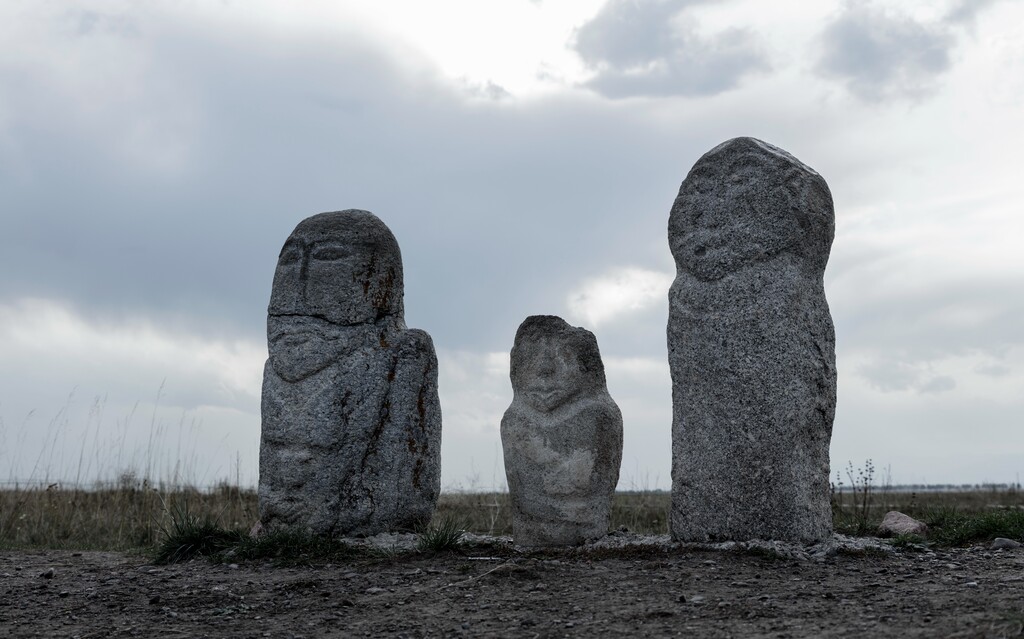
[[522, 385, 581, 414], [268, 316, 371, 383]]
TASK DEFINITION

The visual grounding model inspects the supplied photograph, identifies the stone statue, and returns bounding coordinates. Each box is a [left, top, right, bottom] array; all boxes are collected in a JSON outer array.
[[258, 210, 441, 537], [501, 315, 623, 546], [667, 137, 836, 542]]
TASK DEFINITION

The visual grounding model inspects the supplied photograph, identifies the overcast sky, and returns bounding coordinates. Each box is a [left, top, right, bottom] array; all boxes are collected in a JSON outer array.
[[1, 0, 1021, 490]]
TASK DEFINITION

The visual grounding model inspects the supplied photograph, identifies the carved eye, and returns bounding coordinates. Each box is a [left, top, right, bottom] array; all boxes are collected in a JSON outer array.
[[783, 175, 802, 201], [728, 172, 750, 185], [311, 244, 349, 261], [691, 177, 713, 195]]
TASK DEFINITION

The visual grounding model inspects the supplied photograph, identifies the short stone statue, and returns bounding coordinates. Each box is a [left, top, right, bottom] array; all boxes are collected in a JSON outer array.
[[501, 315, 623, 546], [667, 137, 836, 542], [259, 210, 441, 537]]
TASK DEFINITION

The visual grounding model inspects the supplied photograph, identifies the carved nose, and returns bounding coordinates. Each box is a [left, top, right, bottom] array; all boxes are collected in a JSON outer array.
[[536, 358, 556, 377], [270, 247, 312, 315], [701, 205, 726, 229]]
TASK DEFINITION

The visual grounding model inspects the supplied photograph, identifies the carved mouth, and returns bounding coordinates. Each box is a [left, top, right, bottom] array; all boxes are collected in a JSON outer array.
[[272, 332, 314, 347], [268, 315, 335, 342], [688, 230, 723, 258], [528, 389, 561, 405]]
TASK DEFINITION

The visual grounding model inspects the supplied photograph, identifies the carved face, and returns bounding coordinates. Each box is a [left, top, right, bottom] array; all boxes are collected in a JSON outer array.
[[670, 143, 808, 281], [516, 336, 585, 413], [267, 210, 404, 381], [268, 216, 402, 325]]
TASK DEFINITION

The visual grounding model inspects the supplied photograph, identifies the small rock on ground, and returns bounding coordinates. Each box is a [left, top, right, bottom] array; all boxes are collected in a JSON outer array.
[[878, 511, 928, 537]]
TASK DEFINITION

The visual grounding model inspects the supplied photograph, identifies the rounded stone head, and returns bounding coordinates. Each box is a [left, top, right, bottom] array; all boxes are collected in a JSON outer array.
[[669, 137, 834, 281], [268, 210, 404, 325], [510, 315, 607, 414]]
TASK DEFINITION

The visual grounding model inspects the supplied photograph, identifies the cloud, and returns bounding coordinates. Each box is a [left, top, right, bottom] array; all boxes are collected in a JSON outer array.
[[603, 356, 671, 488], [919, 375, 956, 394], [856, 355, 959, 395], [856, 357, 921, 393], [574, 0, 690, 68], [0, 298, 265, 411], [435, 349, 512, 490], [974, 362, 1011, 378], [0, 297, 264, 486], [572, 0, 769, 98], [477, 81, 513, 101], [566, 267, 673, 328], [944, 0, 1002, 27], [815, 3, 955, 102], [0, 2, 697, 351]]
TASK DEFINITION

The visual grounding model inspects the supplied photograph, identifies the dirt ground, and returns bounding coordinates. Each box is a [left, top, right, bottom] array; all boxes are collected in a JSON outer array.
[[2, 542, 1023, 638]]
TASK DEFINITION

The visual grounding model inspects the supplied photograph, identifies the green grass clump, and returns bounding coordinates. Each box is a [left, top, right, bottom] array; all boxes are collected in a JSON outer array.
[[154, 516, 371, 565], [417, 516, 465, 554], [923, 508, 1024, 547], [153, 510, 245, 564]]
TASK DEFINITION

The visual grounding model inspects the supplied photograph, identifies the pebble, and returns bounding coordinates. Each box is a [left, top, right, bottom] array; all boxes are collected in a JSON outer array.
[[40, 568, 55, 579], [991, 538, 1022, 550]]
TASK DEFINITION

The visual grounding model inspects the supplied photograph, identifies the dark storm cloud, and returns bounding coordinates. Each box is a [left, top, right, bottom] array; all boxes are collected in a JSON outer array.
[[0, 10, 700, 356], [572, 0, 769, 98], [815, 3, 955, 102]]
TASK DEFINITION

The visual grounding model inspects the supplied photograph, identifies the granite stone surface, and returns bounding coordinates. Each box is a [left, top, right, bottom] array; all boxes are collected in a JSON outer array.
[[259, 210, 441, 537], [668, 137, 836, 542], [501, 315, 623, 547]]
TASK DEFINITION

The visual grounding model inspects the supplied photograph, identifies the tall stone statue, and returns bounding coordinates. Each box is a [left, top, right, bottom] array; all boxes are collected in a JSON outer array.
[[259, 210, 441, 537], [667, 138, 836, 542], [501, 315, 623, 547]]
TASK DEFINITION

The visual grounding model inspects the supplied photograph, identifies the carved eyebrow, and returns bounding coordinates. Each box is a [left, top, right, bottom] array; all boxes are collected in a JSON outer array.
[[310, 241, 348, 250], [309, 244, 352, 262]]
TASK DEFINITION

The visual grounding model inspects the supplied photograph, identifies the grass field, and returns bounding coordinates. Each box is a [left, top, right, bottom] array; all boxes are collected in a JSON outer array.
[[1, 479, 1021, 553]]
